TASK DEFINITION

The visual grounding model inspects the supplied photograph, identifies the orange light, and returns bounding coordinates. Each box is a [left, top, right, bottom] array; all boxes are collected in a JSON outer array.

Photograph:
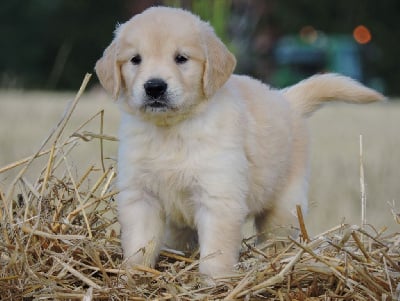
[[353, 25, 371, 44], [300, 25, 318, 43]]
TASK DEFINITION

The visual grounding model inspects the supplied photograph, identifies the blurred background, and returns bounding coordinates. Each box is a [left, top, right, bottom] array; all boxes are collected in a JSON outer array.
[[1, 0, 399, 94], [1, 0, 399, 235]]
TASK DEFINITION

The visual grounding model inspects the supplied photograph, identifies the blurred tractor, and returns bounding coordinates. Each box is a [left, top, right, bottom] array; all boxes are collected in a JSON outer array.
[[270, 28, 381, 90]]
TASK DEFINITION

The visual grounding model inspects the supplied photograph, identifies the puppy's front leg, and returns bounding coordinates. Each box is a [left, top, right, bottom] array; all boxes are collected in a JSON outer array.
[[118, 190, 165, 268], [196, 203, 245, 277]]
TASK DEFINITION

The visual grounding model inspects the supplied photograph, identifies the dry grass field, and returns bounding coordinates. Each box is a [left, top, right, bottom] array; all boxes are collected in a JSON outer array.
[[1, 89, 399, 234], [0, 81, 399, 299], [308, 101, 400, 234]]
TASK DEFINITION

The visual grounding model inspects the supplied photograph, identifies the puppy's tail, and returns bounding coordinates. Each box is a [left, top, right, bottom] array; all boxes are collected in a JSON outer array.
[[282, 73, 385, 117]]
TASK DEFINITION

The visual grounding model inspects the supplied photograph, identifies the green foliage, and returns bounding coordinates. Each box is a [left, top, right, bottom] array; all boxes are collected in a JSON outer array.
[[0, 0, 127, 90], [164, 0, 231, 42], [191, 0, 231, 42]]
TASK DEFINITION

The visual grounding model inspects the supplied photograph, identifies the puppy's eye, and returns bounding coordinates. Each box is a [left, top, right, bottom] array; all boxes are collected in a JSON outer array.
[[175, 54, 188, 64], [131, 55, 142, 65]]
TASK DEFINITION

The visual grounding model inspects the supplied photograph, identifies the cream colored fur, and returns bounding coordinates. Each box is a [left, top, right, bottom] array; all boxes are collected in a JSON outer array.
[[95, 7, 384, 277]]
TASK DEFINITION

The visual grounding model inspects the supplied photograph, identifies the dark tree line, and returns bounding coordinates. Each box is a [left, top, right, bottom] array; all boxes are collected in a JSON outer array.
[[1, 0, 399, 95]]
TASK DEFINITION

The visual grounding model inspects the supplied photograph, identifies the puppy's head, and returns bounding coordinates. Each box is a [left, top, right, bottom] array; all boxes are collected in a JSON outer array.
[[95, 7, 236, 124]]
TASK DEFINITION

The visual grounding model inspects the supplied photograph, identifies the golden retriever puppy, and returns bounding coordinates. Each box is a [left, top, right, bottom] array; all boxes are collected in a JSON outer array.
[[95, 6, 384, 277]]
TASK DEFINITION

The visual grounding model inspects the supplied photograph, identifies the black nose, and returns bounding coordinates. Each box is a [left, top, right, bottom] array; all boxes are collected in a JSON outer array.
[[144, 78, 168, 99]]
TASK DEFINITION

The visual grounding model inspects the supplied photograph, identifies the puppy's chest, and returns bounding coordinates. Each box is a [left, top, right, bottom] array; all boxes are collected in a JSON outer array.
[[133, 141, 201, 225]]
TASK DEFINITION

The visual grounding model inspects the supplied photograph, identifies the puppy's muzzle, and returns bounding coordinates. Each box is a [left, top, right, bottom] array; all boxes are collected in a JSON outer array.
[[143, 78, 171, 110]]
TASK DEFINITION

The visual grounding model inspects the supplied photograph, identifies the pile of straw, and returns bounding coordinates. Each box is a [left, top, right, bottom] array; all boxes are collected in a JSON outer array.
[[1, 75, 399, 300]]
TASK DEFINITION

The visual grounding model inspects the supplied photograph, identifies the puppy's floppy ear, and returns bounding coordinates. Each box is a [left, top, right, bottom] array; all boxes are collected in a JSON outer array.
[[202, 25, 236, 98], [95, 41, 121, 100]]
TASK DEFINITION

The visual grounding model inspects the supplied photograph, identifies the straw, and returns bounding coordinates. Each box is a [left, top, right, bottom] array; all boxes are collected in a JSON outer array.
[[0, 74, 399, 300]]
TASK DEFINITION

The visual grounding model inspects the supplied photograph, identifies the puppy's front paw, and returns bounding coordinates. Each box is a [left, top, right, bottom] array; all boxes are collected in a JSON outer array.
[[199, 252, 236, 277], [122, 238, 159, 269]]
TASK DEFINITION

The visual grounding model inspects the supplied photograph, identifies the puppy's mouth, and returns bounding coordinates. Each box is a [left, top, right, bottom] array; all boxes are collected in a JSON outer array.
[[147, 100, 168, 108], [142, 98, 176, 112]]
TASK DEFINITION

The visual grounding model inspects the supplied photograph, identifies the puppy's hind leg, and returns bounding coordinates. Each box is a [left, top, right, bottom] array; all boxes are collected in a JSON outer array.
[[256, 125, 310, 243], [255, 180, 308, 243], [255, 206, 299, 243]]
